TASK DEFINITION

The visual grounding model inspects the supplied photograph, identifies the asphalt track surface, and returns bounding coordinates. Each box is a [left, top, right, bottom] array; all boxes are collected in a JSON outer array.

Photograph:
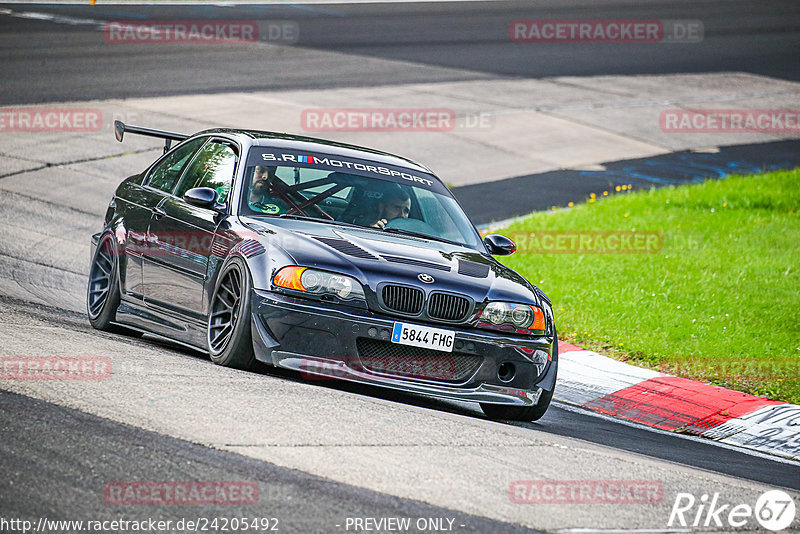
[[0, 389, 543, 534], [457, 139, 800, 225], [1, 296, 798, 527], [0, 0, 798, 104], [15, 296, 800, 487], [1, 1, 800, 532]]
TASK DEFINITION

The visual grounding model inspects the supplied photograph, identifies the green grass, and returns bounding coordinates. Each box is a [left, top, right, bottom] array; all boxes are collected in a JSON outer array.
[[498, 168, 800, 403]]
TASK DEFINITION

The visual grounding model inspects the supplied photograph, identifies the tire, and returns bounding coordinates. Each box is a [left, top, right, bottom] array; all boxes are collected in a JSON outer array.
[[87, 233, 122, 331], [481, 333, 558, 422], [207, 257, 255, 369]]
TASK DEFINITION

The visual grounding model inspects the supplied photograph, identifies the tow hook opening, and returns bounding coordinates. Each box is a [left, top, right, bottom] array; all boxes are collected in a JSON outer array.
[[498, 362, 516, 382]]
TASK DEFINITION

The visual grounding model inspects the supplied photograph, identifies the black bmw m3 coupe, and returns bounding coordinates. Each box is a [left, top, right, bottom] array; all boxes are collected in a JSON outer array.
[[87, 121, 558, 421]]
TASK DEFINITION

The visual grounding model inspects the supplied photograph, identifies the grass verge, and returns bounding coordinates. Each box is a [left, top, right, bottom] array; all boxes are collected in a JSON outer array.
[[498, 168, 800, 403]]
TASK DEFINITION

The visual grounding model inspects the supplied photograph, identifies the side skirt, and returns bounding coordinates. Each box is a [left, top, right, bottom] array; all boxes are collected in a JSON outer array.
[[116, 297, 208, 352]]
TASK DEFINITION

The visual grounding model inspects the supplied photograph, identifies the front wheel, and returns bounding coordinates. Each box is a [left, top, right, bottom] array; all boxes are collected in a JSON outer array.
[[207, 257, 255, 369], [481, 334, 558, 421], [481, 387, 554, 422]]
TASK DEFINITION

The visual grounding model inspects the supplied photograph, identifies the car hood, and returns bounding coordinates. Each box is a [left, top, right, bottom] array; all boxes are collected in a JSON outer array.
[[240, 217, 544, 306]]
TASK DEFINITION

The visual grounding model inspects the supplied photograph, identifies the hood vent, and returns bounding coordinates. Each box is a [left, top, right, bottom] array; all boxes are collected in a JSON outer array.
[[381, 255, 450, 272], [457, 260, 490, 278], [313, 236, 378, 260]]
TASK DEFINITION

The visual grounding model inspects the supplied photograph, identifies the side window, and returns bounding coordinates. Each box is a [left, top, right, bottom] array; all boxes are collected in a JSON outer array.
[[146, 137, 207, 193], [175, 141, 238, 204]]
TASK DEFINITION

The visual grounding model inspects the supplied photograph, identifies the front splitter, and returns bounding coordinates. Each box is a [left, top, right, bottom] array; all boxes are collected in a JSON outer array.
[[272, 352, 544, 407]]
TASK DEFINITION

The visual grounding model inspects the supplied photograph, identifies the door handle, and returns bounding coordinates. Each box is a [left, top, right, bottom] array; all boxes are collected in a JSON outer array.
[[152, 206, 166, 220]]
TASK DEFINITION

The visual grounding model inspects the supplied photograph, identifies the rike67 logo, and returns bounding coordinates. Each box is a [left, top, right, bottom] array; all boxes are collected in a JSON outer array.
[[669, 490, 796, 531]]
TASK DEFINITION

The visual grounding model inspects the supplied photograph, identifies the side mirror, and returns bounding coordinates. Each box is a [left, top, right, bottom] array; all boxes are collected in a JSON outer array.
[[184, 187, 224, 211], [484, 234, 516, 256]]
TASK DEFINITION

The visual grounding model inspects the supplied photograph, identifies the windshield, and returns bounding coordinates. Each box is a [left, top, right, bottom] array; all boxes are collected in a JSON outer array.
[[239, 148, 482, 248]]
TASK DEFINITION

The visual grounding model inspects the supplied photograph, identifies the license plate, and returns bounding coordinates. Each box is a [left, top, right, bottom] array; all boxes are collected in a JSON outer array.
[[391, 322, 455, 353]]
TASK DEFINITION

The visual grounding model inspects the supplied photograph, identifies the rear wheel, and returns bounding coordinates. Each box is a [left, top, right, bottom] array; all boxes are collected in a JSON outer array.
[[481, 334, 558, 421], [208, 258, 255, 369], [87, 233, 121, 331]]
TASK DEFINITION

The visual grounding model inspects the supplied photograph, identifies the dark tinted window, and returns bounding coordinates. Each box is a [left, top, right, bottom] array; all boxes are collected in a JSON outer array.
[[239, 163, 482, 248], [175, 141, 238, 204], [146, 137, 207, 193]]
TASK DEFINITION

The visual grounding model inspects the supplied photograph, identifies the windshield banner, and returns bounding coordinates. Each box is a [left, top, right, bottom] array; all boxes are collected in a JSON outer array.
[[246, 148, 447, 194]]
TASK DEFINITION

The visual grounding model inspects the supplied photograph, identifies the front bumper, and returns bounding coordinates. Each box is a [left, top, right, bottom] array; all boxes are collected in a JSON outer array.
[[250, 289, 557, 407]]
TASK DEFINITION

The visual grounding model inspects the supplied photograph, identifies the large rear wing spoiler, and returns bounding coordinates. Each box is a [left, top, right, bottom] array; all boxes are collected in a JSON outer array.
[[114, 120, 188, 154]]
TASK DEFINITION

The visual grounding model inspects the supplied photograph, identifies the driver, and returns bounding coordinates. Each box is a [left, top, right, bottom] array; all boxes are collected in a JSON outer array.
[[248, 165, 289, 215], [357, 184, 411, 229]]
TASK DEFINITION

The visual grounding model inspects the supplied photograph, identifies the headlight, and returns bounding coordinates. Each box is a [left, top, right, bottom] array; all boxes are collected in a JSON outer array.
[[479, 302, 546, 334], [273, 266, 365, 302]]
